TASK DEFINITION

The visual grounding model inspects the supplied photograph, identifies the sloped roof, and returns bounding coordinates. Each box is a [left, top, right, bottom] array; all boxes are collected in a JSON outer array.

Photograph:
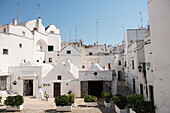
[[88, 63, 104, 71]]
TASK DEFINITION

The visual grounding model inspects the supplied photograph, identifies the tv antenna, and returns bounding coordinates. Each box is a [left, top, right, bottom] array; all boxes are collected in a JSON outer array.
[[69, 30, 72, 43], [96, 19, 99, 44], [75, 27, 77, 42], [36, 4, 40, 18], [139, 12, 143, 28], [16, 2, 22, 23]]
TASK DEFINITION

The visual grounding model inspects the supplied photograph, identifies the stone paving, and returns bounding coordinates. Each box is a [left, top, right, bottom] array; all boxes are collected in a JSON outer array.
[[0, 97, 115, 113], [0, 81, 133, 113]]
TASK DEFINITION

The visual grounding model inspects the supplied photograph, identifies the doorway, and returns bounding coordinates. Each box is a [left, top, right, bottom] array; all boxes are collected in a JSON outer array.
[[133, 79, 136, 93], [54, 83, 61, 97], [88, 81, 103, 97], [149, 85, 154, 104], [23, 80, 33, 96]]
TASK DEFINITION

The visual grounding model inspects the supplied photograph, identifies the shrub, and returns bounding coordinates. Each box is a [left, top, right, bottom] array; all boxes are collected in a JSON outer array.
[[68, 94, 75, 104], [127, 94, 155, 113], [54, 95, 72, 106], [127, 94, 144, 108], [102, 91, 112, 103], [142, 101, 155, 113], [84, 95, 97, 102], [113, 94, 127, 109], [0, 96, 2, 103], [4, 95, 24, 108]]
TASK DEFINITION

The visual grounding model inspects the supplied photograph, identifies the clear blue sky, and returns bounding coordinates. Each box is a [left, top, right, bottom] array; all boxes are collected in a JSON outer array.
[[0, 0, 148, 45]]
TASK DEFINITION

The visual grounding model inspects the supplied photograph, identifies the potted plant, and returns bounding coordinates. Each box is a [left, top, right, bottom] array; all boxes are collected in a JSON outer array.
[[113, 94, 127, 113], [142, 100, 155, 113], [54, 95, 73, 111], [4, 95, 24, 111], [127, 94, 144, 113], [102, 91, 112, 107], [0, 96, 2, 105], [84, 95, 97, 107]]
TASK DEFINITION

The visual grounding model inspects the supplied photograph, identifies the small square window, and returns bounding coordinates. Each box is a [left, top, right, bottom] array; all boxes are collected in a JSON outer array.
[[22, 31, 25, 36], [3, 49, 8, 55], [19, 44, 22, 48], [58, 75, 62, 80], [82, 65, 85, 69], [67, 50, 71, 54], [37, 60, 39, 62], [49, 58, 52, 62], [3, 28, 6, 33], [48, 46, 54, 51], [89, 52, 92, 55]]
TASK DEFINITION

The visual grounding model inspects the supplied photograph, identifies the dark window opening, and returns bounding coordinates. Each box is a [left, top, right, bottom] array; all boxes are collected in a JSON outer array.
[[3, 28, 6, 33], [37, 60, 39, 62], [132, 60, 135, 69], [119, 60, 121, 65], [19, 44, 22, 48], [82, 65, 85, 69], [94, 72, 97, 75], [48, 46, 54, 51], [3, 49, 8, 55], [49, 58, 52, 62], [67, 50, 71, 54], [58, 75, 62, 80], [89, 52, 93, 55]]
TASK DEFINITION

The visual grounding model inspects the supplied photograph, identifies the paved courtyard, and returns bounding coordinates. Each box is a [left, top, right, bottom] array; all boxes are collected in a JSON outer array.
[[0, 97, 115, 113], [0, 81, 133, 113]]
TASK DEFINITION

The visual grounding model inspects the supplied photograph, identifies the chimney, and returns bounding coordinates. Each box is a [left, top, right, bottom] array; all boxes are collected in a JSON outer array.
[[13, 19, 17, 25], [37, 17, 42, 31], [37, 17, 42, 25]]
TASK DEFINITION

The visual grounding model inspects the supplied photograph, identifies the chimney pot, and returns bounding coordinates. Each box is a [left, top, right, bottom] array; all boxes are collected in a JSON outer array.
[[13, 19, 17, 25]]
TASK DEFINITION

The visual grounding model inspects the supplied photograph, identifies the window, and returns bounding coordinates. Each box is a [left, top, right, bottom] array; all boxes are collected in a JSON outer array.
[[119, 60, 121, 65], [82, 65, 85, 69], [3, 49, 8, 55], [48, 46, 54, 51], [43, 60, 45, 63], [19, 43, 22, 48], [3, 28, 6, 33], [94, 72, 97, 75], [37, 60, 39, 62], [132, 60, 135, 69], [89, 52, 92, 55], [57, 54, 59, 56], [67, 50, 71, 54], [22, 31, 25, 36], [108, 63, 111, 70], [58, 75, 62, 80], [24, 59, 26, 63], [49, 58, 52, 62], [0, 76, 7, 90]]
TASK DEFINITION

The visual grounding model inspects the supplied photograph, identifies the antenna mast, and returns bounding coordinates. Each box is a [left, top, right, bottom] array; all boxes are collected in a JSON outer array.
[[75, 27, 77, 42], [36, 4, 40, 18], [69, 30, 71, 43], [96, 19, 99, 44], [16, 2, 22, 23], [139, 12, 143, 28]]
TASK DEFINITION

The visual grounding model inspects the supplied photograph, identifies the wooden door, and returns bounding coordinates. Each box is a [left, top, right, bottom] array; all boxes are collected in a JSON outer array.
[[54, 83, 61, 97]]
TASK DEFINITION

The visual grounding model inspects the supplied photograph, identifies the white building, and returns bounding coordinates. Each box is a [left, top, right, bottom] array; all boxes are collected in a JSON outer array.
[[0, 17, 61, 97], [147, 0, 170, 112]]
